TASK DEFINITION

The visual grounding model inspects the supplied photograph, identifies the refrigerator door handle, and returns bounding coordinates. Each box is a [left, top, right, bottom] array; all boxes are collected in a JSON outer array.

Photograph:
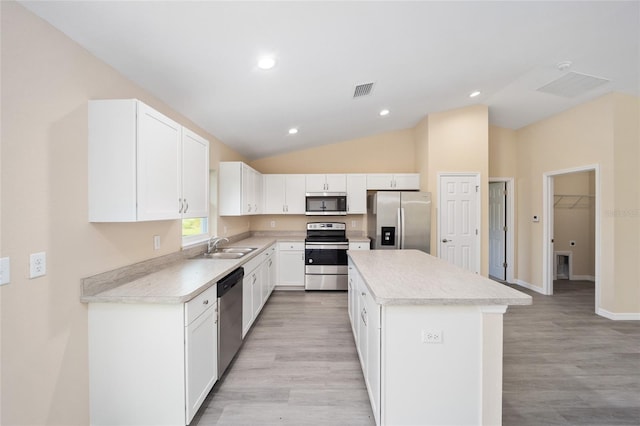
[[400, 207, 406, 249], [397, 207, 402, 249]]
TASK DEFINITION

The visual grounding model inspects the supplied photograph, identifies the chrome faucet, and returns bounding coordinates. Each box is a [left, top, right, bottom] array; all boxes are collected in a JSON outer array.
[[207, 236, 229, 253]]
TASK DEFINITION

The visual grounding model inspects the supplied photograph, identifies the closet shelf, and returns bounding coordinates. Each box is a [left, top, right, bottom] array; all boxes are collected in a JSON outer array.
[[554, 194, 594, 209]]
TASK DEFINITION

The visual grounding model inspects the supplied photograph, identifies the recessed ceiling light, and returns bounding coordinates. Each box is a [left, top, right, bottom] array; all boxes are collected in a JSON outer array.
[[288, 128, 298, 135], [469, 91, 481, 98], [257, 55, 276, 70], [379, 109, 390, 116]]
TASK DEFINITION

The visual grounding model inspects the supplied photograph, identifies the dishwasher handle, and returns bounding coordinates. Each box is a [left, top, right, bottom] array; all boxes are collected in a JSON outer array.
[[217, 267, 244, 298]]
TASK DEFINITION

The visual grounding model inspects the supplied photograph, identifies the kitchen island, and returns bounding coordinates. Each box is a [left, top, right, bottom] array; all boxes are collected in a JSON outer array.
[[347, 250, 532, 426]]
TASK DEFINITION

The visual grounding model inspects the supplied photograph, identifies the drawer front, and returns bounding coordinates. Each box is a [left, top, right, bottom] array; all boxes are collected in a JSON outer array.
[[349, 241, 370, 250], [278, 241, 304, 251], [263, 244, 276, 259], [242, 254, 262, 275], [185, 285, 217, 326]]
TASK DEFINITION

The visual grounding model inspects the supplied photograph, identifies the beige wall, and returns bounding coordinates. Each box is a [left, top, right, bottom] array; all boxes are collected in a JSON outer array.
[[0, 3, 245, 424], [514, 92, 639, 313], [553, 171, 596, 278], [415, 105, 490, 275], [250, 128, 416, 174], [489, 126, 518, 178]]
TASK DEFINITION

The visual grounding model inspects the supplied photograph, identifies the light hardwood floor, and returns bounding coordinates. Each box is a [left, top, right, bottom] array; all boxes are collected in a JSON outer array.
[[193, 282, 639, 426], [192, 291, 376, 426], [503, 280, 640, 425]]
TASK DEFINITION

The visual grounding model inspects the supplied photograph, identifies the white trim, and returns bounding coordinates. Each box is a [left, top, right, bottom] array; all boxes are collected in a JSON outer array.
[[597, 309, 640, 321], [489, 177, 515, 283], [514, 279, 547, 295], [437, 172, 482, 274], [181, 233, 210, 248], [572, 275, 595, 282], [543, 164, 601, 314]]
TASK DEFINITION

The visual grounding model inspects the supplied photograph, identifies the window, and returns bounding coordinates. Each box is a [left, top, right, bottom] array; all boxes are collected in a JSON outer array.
[[182, 218, 208, 237], [182, 170, 217, 246]]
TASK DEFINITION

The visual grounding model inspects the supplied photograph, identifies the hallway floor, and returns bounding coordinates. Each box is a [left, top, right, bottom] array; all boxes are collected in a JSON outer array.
[[503, 280, 640, 425]]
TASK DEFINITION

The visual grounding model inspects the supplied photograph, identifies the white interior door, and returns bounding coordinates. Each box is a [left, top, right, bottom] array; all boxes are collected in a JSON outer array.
[[489, 182, 506, 280], [438, 174, 480, 273]]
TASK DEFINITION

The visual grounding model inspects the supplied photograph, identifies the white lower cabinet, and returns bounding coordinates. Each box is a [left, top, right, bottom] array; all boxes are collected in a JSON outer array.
[[242, 244, 277, 338], [277, 241, 305, 288], [88, 285, 218, 426], [348, 261, 381, 426], [185, 292, 218, 423]]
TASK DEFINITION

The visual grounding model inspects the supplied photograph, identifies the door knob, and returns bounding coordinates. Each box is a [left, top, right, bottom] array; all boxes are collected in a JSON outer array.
[[442, 239, 452, 243]]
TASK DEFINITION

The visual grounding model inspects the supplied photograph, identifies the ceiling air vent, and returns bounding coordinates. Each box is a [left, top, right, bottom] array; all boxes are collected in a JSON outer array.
[[536, 71, 610, 98], [353, 82, 375, 98]]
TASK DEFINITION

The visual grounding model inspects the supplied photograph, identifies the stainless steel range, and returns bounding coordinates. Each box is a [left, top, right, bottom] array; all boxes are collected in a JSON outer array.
[[304, 222, 349, 290]]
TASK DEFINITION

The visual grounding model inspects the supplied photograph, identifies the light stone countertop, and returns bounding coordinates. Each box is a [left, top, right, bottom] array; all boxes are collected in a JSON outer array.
[[82, 237, 278, 304], [348, 250, 532, 306], [347, 236, 370, 243]]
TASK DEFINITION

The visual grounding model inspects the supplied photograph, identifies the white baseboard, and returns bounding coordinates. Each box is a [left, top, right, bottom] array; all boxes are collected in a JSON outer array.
[[274, 285, 304, 291], [597, 308, 640, 321], [514, 279, 547, 294], [571, 275, 595, 282]]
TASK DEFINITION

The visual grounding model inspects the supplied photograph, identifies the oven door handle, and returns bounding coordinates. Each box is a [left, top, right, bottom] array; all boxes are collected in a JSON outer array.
[[305, 243, 349, 250]]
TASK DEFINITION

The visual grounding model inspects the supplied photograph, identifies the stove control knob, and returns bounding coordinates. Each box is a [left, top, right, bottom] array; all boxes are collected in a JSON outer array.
[[309, 259, 313, 264]]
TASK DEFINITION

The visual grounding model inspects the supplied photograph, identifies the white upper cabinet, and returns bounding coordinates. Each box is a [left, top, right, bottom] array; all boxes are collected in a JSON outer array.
[[263, 174, 306, 214], [346, 174, 367, 214], [306, 174, 347, 192], [89, 99, 183, 222], [219, 162, 263, 216], [366, 173, 420, 190], [181, 128, 210, 219]]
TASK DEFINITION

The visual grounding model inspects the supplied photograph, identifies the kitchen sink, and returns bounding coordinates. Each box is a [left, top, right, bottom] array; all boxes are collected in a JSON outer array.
[[190, 247, 257, 260], [216, 247, 256, 254]]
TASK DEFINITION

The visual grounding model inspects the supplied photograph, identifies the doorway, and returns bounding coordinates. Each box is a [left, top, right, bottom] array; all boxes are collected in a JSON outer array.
[[543, 165, 600, 312], [437, 173, 481, 274], [489, 178, 514, 282]]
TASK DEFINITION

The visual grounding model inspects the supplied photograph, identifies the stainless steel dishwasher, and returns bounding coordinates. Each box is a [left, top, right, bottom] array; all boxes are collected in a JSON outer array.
[[217, 267, 244, 377]]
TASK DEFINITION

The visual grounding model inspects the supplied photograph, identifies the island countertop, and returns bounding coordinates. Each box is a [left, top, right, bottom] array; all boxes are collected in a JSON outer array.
[[348, 249, 532, 306]]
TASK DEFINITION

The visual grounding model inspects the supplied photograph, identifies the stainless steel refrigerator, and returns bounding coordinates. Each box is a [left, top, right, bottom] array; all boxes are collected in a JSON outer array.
[[367, 192, 431, 253]]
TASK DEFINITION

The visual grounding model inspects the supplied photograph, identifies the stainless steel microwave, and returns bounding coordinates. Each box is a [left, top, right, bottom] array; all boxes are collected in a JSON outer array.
[[305, 192, 347, 215]]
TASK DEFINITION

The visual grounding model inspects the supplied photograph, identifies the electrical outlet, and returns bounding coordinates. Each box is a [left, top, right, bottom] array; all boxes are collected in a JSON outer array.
[[422, 330, 443, 344], [351, 220, 357, 228], [270, 221, 276, 228], [153, 235, 161, 250], [29, 252, 46, 279], [0, 257, 10, 285]]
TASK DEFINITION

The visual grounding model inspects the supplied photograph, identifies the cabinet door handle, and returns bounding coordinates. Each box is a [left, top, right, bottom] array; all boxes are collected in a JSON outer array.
[[442, 239, 452, 243], [184, 199, 189, 213], [203, 299, 209, 305], [178, 198, 183, 213]]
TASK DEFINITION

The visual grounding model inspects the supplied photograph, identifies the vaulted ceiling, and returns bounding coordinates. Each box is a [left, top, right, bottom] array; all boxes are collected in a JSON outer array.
[[21, 1, 640, 159]]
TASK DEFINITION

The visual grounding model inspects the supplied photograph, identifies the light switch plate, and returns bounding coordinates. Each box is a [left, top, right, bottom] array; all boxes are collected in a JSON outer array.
[[0, 257, 10, 285], [29, 252, 46, 278]]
